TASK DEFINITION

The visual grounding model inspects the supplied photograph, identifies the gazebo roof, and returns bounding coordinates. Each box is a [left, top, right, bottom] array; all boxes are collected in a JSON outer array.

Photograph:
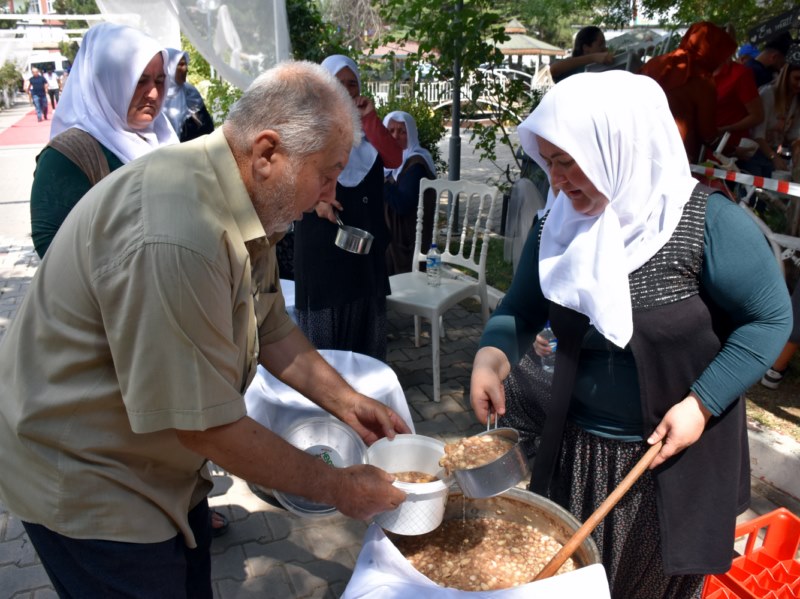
[[495, 19, 565, 56]]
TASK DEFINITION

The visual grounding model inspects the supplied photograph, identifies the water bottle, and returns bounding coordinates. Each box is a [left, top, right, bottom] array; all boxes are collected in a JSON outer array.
[[426, 243, 441, 287], [539, 321, 557, 373]]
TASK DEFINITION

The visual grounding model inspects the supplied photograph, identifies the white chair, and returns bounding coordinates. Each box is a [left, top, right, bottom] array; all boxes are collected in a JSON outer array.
[[387, 178, 499, 402]]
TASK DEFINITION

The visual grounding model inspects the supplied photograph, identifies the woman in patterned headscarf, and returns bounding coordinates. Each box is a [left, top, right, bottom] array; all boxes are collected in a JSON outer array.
[[470, 71, 790, 598]]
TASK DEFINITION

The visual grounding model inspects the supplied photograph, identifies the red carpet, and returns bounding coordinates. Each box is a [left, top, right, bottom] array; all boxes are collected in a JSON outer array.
[[0, 107, 52, 147]]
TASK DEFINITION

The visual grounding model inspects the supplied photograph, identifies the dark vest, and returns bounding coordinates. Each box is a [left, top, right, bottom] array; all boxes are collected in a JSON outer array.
[[531, 185, 749, 575]]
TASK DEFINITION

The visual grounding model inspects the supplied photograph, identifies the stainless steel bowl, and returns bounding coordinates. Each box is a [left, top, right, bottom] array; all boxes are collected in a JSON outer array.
[[334, 214, 374, 254], [452, 427, 530, 499]]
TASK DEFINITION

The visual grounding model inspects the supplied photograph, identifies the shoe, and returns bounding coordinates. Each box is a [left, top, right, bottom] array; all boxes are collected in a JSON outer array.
[[761, 367, 787, 389], [210, 508, 229, 537], [37, 117, 42, 122]]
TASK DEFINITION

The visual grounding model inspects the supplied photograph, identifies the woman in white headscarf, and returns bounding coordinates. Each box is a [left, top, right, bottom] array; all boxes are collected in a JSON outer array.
[[293, 55, 402, 360], [470, 71, 790, 598], [30, 22, 178, 258], [382, 110, 437, 274], [162, 48, 215, 142]]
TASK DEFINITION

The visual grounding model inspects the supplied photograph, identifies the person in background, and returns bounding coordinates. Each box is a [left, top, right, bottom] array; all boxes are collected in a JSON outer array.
[[743, 51, 800, 178], [744, 32, 793, 88], [162, 48, 215, 142], [736, 43, 760, 64], [26, 67, 49, 122], [43, 66, 60, 109], [470, 71, 791, 598], [549, 26, 614, 84], [640, 21, 736, 162], [0, 60, 410, 599], [382, 110, 437, 275], [713, 52, 764, 156], [30, 23, 178, 259], [293, 54, 402, 361]]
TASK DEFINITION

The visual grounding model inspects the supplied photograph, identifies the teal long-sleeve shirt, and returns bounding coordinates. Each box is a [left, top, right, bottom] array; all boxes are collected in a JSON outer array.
[[480, 193, 791, 438]]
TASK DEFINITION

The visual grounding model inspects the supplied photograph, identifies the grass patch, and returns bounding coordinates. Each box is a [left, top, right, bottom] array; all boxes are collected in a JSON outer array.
[[444, 236, 513, 292]]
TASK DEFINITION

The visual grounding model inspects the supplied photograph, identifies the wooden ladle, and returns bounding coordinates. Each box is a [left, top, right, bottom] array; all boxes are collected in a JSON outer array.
[[532, 439, 664, 581]]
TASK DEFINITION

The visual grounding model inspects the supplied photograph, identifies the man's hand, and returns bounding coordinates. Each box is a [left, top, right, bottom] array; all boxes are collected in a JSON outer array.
[[327, 464, 406, 520], [647, 393, 712, 469], [338, 394, 412, 446], [176, 417, 405, 521]]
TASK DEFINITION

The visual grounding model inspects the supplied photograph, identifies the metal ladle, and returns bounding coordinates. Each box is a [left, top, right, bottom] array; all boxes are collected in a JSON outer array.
[[333, 212, 374, 255]]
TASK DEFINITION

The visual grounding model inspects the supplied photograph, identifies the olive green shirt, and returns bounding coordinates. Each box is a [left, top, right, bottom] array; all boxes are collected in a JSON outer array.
[[0, 129, 295, 547]]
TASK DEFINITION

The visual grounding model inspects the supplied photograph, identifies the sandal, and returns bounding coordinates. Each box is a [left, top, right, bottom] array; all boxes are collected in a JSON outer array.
[[210, 509, 230, 538]]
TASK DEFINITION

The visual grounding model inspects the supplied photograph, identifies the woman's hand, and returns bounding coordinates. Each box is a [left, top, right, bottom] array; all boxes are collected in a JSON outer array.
[[592, 51, 615, 65], [470, 347, 511, 425], [533, 333, 551, 358], [315, 200, 341, 223], [353, 95, 375, 118], [647, 393, 712, 469]]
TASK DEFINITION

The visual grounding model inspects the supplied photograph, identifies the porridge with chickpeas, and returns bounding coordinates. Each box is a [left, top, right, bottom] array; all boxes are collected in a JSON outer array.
[[393, 471, 439, 483], [439, 434, 515, 473], [392, 515, 575, 591]]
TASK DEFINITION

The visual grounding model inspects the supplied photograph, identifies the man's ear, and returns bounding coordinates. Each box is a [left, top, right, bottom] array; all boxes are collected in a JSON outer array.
[[251, 130, 281, 183]]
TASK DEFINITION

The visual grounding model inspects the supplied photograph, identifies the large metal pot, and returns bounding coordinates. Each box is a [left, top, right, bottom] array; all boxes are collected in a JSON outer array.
[[441, 488, 601, 569], [334, 214, 373, 254]]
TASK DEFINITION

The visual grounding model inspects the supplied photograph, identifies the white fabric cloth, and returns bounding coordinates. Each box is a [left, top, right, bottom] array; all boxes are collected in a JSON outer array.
[[321, 55, 378, 187], [163, 48, 189, 134], [381, 110, 436, 181], [244, 349, 414, 436], [518, 71, 697, 348], [50, 22, 178, 163], [343, 523, 610, 598]]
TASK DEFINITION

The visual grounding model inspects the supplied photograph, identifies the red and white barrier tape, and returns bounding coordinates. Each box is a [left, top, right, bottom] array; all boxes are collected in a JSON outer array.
[[690, 164, 800, 198]]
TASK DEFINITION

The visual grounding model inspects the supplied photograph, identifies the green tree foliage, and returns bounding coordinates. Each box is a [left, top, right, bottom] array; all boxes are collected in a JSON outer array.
[[52, 0, 99, 29], [0, 60, 23, 102], [378, 0, 535, 185], [286, 0, 348, 62]]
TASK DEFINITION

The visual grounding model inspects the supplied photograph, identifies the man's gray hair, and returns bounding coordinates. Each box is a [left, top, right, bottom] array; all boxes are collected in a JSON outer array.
[[226, 60, 361, 157]]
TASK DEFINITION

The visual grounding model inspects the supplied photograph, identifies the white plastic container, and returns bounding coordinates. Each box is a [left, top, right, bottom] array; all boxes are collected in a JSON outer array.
[[366, 434, 452, 535]]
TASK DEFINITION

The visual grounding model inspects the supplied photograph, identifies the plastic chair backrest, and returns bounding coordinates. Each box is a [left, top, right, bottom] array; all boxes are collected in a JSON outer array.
[[411, 178, 499, 283]]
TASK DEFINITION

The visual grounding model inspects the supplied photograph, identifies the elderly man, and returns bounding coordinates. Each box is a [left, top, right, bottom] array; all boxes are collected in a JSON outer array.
[[0, 61, 408, 598]]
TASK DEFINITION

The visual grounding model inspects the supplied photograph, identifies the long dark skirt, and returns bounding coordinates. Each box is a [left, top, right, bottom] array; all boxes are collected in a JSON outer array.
[[499, 348, 705, 599], [296, 295, 387, 362]]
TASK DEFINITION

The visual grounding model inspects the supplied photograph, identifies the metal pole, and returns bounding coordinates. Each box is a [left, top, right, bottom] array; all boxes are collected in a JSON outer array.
[[447, 0, 463, 230], [447, 0, 462, 183]]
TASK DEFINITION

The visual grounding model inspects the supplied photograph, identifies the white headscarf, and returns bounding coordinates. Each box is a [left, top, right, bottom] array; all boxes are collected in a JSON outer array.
[[321, 55, 377, 187], [381, 110, 436, 180], [518, 71, 698, 348], [163, 48, 189, 134], [51, 22, 178, 163]]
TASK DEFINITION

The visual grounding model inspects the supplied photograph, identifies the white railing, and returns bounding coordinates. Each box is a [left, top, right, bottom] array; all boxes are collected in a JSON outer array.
[[363, 68, 550, 111]]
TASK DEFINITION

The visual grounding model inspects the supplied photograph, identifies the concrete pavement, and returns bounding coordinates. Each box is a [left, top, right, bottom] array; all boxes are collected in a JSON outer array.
[[0, 93, 798, 598]]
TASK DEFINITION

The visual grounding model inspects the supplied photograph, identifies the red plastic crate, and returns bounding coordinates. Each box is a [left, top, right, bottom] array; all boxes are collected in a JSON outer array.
[[702, 508, 800, 599]]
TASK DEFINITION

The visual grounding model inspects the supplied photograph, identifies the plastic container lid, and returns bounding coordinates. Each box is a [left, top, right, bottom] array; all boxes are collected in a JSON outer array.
[[273, 416, 367, 518]]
